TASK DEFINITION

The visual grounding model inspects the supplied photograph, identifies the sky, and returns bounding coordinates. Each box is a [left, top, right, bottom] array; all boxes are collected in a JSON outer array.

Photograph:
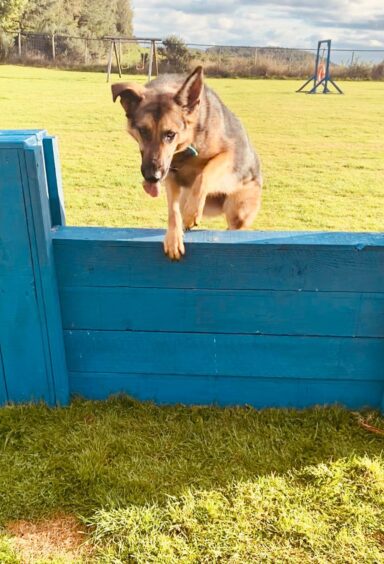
[[132, 0, 384, 51]]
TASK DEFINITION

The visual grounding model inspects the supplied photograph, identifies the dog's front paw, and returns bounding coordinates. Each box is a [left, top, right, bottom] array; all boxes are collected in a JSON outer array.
[[182, 201, 202, 231], [164, 228, 185, 260]]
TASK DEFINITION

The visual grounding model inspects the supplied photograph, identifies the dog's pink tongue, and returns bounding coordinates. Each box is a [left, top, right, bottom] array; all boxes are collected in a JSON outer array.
[[143, 180, 160, 198]]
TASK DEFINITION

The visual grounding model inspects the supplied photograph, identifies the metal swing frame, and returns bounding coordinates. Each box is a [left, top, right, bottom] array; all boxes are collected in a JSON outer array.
[[297, 40, 343, 94]]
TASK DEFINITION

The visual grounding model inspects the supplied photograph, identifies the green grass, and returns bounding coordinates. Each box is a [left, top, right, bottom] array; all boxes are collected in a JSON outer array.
[[0, 537, 20, 564], [0, 65, 383, 231], [1, 398, 384, 562]]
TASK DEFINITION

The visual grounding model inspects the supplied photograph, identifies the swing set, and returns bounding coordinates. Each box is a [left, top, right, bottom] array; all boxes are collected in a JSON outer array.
[[297, 39, 343, 94], [105, 37, 161, 83]]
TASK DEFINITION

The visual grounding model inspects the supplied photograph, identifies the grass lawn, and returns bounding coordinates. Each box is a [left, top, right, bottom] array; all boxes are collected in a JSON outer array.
[[1, 399, 384, 562], [0, 65, 383, 231], [1, 66, 384, 562]]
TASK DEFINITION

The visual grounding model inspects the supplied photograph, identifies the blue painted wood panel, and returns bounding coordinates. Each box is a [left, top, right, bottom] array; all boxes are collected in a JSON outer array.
[[53, 229, 384, 292], [0, 131, 68, 404], [42, 136, 66, 227], [54, 226, 384, 410], [64, 330, 384, 381], [58, 287, 384, 337], [23, 144, 69, 404], [0, 146, 52, 402], [69, 373, 384, 409], [53, 227, 384, 247]]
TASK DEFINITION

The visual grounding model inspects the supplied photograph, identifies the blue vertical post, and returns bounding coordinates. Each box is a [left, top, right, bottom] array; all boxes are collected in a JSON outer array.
[[0, 131, 69, 405], [43, 136, 66, 227], [313, 40, 321, 93]]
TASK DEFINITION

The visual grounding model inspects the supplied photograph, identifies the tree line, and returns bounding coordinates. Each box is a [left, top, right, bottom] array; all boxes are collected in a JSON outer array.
[[0, 0, 133, 37]]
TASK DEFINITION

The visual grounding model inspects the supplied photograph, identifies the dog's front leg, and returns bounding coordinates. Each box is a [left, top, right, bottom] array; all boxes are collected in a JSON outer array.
[[164, 177, 185, 260], [182, 152, 233, 230], [182, 174, 206, 231]]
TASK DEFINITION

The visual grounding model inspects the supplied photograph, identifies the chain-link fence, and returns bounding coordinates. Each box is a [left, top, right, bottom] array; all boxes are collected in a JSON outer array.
[[0, 31, 154, 71], [1, 31, 383, 80], [184, 43, 384, 80]]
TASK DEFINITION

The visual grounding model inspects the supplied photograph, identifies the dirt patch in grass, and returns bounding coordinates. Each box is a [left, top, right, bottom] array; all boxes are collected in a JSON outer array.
[[6, 514, 90, 563]]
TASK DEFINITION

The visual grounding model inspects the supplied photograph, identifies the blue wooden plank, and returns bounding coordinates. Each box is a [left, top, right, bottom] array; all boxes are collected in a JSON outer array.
[[0, 131, 48, 149], [0, 129, 47, 138], [0, 148, 53, 402], [42, 137, 66, 227], [64, 330, 384, 381], [21, 144, 69, 404], [53, 226, 384, 247], [53, 235, 384, 292], [69, 372, 384, 410], [58, 287, 384, 338]]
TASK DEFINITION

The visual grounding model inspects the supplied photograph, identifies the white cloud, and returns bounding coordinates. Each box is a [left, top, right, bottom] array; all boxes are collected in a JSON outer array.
[[132, 0, 384, 51]]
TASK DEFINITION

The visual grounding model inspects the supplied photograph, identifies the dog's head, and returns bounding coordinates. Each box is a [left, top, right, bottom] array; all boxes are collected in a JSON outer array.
[[112, 66, 204, 197]]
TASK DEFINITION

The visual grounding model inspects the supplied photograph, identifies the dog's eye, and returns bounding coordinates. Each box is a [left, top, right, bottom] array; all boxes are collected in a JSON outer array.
[[164, 131, 176, 143], [138, 127, 151, 141]]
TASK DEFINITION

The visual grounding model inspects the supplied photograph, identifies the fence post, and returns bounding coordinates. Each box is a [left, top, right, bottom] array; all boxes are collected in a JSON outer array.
[[17, 31, 22, 57], [0, 131, 69, 405], [51, 33, 56, 60], [148, 40, 154, 81], [84, 38, 88, 64]]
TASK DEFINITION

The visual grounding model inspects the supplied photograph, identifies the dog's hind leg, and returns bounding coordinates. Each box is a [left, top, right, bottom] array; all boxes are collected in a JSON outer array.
[[224, 183, 262, 230]]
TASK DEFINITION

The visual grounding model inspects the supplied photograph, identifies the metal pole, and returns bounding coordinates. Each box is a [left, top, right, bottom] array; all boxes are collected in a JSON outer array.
[[323, 40, 331, 93], [313, 41, 321, 92]]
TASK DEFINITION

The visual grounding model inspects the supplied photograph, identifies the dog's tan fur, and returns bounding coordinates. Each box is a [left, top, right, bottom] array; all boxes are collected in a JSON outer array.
[[112, 66, 262, 259]]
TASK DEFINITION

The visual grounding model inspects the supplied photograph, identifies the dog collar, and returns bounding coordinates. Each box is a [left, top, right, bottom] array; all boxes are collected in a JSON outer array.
[[185, 144, 199, 157], [170, 144, 199, 172]]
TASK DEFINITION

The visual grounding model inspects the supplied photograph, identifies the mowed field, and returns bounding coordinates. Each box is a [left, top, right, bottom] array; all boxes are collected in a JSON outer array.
[[1, 64, 383, 231]]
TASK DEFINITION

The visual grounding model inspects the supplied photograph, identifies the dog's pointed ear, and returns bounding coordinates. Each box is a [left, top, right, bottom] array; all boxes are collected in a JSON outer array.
[[174, 66, 204, 112], [111, 82, 146, 117]]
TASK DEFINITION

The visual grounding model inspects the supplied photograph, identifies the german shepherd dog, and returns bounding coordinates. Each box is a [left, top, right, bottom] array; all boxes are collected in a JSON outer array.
[[112, 66, 262, 259]]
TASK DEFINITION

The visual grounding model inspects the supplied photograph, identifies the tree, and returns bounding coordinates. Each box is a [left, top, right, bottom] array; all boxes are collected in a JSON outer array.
[[14, 0, 133, 36], [159, 35, 192, 72], [115, 0, 132, 36], [0, 0, 27, 30]]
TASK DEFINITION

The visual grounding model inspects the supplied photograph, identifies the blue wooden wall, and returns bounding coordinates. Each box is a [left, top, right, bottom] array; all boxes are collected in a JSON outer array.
[[52, 228, 384, 409], [1, 129, 384, 409]]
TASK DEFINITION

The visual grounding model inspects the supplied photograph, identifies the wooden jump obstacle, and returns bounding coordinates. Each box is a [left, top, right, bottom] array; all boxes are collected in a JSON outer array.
[[1, 130, 384, 409]]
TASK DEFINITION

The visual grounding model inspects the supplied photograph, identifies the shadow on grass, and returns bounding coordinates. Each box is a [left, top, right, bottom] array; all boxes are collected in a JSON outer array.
[[0, 395, 383, 525]]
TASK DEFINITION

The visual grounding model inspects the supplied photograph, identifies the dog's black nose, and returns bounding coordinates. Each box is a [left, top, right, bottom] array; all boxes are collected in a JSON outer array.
[[145, 175, 160, 183], [141, 166, 163, 183]]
